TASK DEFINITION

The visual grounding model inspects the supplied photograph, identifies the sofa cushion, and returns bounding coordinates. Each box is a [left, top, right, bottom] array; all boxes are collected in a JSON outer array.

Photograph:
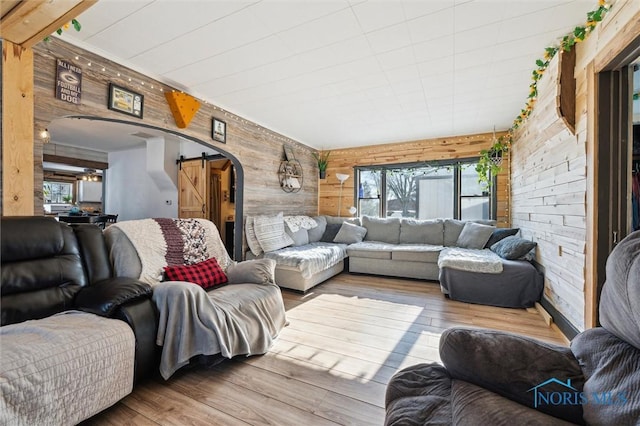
[[347, 241, 393, 260], [253, 212, 294, 252], [226, 258, 276, 285], [485, 227, 519, 248], [163, 257, 228, 289], [443, 219, 465, 247], [456, 222, 495, 249], [392, 245, 443, 263], [362, 216, 401, 244], [490, 236, 536, 260], [285, 227, 309, 246], [333, 222, 367, 244], [307, 216, 327, 243], [571, 327, 640, 425], [245, 216, 263, 256], [399, 219, 444, 245], [324, 215, 361, 226]]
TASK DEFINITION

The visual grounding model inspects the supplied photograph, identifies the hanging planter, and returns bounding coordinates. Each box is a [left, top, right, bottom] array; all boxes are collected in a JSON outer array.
[[476, 135, 510, 188]]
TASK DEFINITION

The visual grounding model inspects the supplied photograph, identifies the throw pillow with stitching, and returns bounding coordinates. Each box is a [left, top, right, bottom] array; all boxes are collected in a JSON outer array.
[[333, 222, 367, 244], [490, 236, 537, 260], [455, 222, 495, 249], [163, 257, 227, 289], [485, 227, 520, 248], [320, 223, 342, 242], [253, 212, 294, 252], [245, 216, 263, 256]]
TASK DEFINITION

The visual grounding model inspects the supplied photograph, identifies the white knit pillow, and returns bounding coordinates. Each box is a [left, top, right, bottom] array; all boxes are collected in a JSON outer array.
[[254, 212, 294, 252], [245, 216, 263, 256]]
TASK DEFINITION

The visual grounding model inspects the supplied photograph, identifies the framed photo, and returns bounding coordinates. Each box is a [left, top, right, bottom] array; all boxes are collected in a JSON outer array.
[[284, 145, 296, 161], [108, 83, 143, 118], [212, 118, 226, 143]]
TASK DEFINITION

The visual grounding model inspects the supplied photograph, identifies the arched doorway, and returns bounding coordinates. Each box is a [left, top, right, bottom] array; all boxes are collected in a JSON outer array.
[[45, 115, 245, 260]]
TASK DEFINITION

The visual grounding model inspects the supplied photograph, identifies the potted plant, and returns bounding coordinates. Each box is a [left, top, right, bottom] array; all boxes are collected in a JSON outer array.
[[312, 150, 330, 179], [476, 136, 510, 188]]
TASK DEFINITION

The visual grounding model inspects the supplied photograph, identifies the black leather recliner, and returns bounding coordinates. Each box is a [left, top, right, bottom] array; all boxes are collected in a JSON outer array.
[[1, 216, 159, 382]]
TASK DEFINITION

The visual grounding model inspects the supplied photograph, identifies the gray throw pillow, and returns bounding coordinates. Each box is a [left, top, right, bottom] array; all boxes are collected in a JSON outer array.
[[455, 222, 495, 249], [485, 227, 520, 248], [320, 224, 342, 242], [490, 236, 537, 260], [333, 222, 367, 244], [307, 216, 327, 242], [226, 259, 276, 285], [285, 227, 309, 246]]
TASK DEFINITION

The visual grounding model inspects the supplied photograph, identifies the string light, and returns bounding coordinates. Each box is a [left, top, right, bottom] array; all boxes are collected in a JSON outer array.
[[44, 39, 304, 146]]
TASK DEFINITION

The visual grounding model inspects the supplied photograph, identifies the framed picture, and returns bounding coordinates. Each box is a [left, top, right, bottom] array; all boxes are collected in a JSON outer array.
[[108, 83, 143, 118], [212, 118, 226, 143], [284, 145, 296, 161]]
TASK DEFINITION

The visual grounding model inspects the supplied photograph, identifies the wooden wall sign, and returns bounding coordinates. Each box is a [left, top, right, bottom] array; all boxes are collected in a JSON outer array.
[[55, 58, 82, 105]]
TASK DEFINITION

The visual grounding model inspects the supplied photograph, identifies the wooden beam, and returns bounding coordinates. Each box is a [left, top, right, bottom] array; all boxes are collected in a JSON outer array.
[[2, 40, 34, 216], [0, 0, 98, 49], [43, 154, 108, 170]]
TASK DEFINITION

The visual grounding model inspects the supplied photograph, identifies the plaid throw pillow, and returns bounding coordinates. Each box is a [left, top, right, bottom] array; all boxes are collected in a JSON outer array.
[[163, 257, 228, 289]]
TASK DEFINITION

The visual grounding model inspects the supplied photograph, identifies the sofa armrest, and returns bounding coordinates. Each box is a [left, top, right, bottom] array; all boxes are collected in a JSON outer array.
[[226, 258, 276, 285], [440, 327, 585, 424], [75, 276, 152, 316]]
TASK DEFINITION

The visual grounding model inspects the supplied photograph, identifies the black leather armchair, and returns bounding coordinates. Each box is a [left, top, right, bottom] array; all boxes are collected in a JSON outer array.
[[1, 216, 159, 382], [385, 230, 640, 425]]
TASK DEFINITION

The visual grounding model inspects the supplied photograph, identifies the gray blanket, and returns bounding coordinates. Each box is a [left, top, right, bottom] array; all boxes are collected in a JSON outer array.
[[152, 281, 287, 380]]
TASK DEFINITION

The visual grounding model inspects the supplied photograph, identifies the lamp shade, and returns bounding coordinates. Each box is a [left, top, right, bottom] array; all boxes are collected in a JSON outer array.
[[336, 173, 349, 183]]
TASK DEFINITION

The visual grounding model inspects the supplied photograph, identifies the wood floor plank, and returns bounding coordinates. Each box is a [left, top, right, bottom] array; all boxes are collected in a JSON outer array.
[[86, 272, 566, 425]]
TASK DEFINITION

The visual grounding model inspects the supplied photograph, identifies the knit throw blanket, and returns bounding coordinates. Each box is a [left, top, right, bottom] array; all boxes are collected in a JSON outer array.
[[109, 218, 232, 285]]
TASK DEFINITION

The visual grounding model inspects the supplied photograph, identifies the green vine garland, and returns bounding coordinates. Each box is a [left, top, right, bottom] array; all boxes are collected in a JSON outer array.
[[44, 19, 81, 42], [477, 0, 612, 187]]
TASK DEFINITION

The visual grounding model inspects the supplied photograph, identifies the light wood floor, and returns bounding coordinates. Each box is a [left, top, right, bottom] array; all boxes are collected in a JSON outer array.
[[85, 273, 566, 426]]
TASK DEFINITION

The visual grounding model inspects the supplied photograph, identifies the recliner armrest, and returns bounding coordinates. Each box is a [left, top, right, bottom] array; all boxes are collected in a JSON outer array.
[[75, 277, 152, 316]]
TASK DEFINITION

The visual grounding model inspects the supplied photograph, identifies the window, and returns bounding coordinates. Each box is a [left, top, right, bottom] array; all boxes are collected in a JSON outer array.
[[44, 181, 73, 204], [355, 160, 495, 220]]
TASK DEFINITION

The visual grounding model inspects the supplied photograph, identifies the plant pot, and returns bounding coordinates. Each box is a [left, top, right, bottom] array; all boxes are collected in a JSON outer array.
[[489, 150, 503, 167], [319, 170, 326, 179]]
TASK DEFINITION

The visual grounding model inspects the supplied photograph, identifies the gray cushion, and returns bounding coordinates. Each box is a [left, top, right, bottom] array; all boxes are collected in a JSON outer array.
[[362, 216, 400, 244], [599, 230, 640, 350], [226, 258, 276, 285], [253, 212, 294, 252], [490, 236, 536, 260], [307, 216, 327, 243], [572, 327, 640, 425], [391, 245, 443, 263], [346, 241, 392, 259], [485, 228, 520, 248], [333, 222, 367, 244], [444, 219, 465, 247], [399, 219, 443, 245], [320, 223, 342, 242], [285, 227, 309, 246], [456, 222, 495, 249], [324, 215, 361, 226]]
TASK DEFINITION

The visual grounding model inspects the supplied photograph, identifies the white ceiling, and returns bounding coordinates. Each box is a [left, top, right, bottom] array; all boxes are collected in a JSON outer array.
[[58, 0, 597, 150]]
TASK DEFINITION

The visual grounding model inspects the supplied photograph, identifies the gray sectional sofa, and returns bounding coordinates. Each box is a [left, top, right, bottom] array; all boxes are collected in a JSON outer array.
[[245, 214, 543, 307]]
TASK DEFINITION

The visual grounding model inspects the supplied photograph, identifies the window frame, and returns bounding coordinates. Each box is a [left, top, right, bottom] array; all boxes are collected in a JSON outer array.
[[354, 158, 497, 220]]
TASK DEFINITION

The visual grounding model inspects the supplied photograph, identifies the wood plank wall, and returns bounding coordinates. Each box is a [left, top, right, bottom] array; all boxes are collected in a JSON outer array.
[[510, 0, 640, 332], [29, 38, 318, 251], [318, 133, 510, 226]]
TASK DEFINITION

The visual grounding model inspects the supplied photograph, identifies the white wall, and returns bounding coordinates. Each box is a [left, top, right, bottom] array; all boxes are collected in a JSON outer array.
[[105, 145, 178, 221]]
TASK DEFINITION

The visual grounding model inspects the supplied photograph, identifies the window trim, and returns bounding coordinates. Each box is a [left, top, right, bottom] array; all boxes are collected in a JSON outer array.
[[354, 158, 497, 220]]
